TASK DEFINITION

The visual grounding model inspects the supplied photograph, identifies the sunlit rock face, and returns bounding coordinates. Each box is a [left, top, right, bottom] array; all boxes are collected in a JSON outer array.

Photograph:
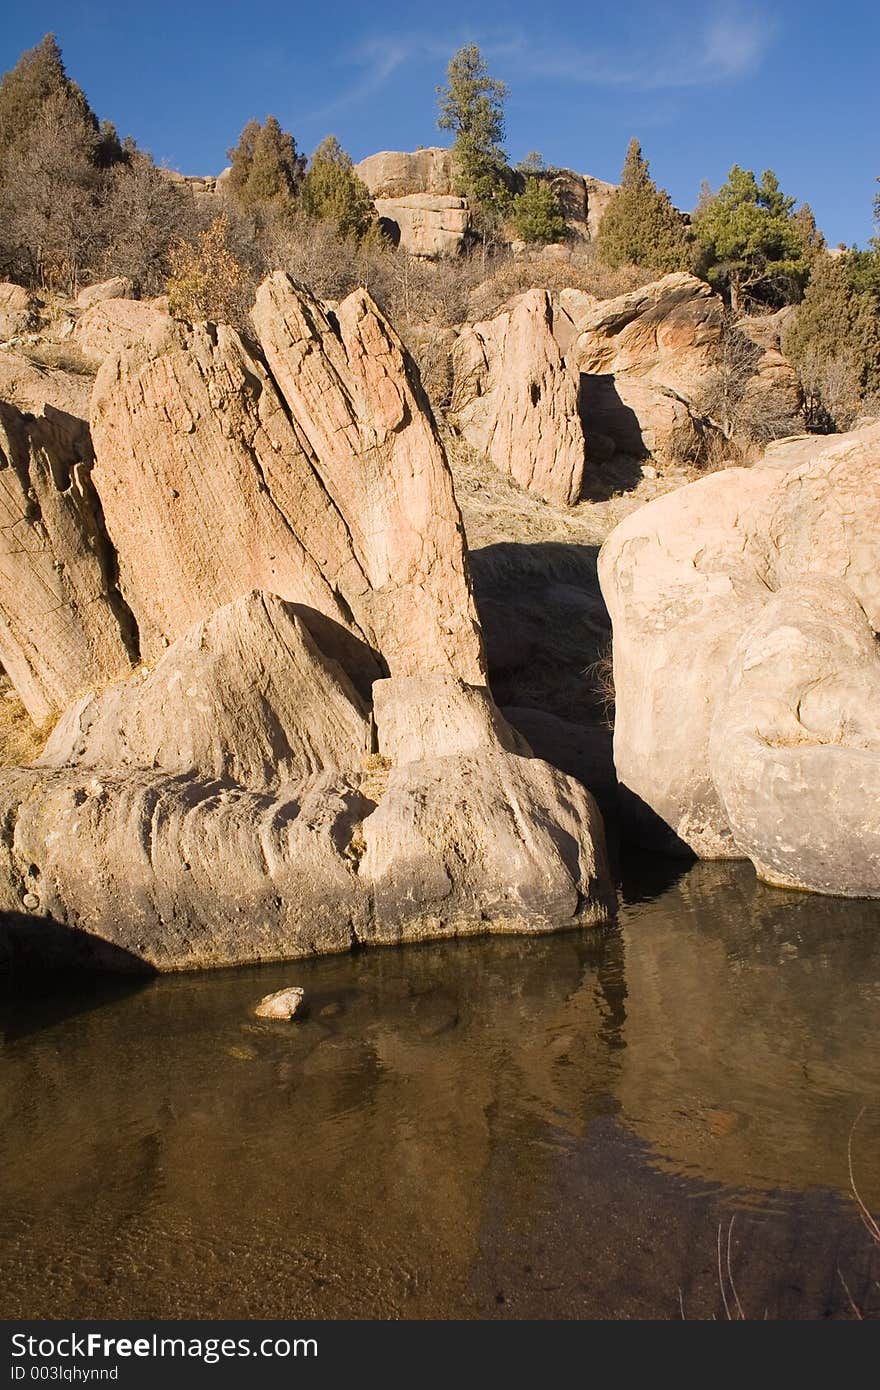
[[599, 420, 880, 892], [0, 273, 614, 968]]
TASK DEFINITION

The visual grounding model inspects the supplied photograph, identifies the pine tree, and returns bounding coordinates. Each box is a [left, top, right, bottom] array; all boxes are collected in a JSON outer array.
[[597, 139, 690, 275], [300, 136, 374, 241], [509, 177, 567, 244], [784, 252, 880, 427], [227, 116, 305, 210], [693, 165, 813, 310], [516, 152, 546, 175], [0, 33, 98, 156], [437, 44, 510, 240]]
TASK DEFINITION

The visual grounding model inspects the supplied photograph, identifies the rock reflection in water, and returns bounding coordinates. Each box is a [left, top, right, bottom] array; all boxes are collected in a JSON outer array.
[[0, 859, 878, 1319]]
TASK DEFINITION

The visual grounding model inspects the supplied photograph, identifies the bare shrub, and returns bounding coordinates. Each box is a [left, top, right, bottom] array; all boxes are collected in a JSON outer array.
[[691, 312, 801, 461], [583, 639, 615, 728], [794, 345, 865, 432], [167, 213, 252, 327], [100, 152, 200, 296]]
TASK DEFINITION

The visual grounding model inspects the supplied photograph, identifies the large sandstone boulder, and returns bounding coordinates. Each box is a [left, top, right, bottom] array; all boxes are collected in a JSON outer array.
[[564, 273, 802, 465], [709, 579, 880, 897], [599, 421, 880, 876], [75, 297, 169, 363], [0, 401, 135, 724], [359, 674, 614, 944], [355, 149, 467, 258], [0, 283, 36, 341], [355, 148, 457, 198], [374, 193, 469, 258], [0, 762, 370, 971], [569, 273, 723, 390], [91, 275, 484, 687], [566, 273, 720, 464], [451, 289, 586, 506], [40, 591, 370, 787]]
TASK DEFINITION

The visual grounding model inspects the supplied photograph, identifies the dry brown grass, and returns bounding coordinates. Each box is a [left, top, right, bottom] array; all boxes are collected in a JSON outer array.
[[583, 640, 616, 728], [18, 340, 97, 376], [0, 678, 54, 766], [466, 247, 652, 322]]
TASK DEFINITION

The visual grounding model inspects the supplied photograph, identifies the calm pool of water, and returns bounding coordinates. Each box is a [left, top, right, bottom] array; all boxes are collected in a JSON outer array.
[[1, 858, 878, 1319]]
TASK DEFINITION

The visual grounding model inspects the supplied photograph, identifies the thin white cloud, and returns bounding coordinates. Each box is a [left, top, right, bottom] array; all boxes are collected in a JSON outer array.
[[485, 7, 775, 89], [309, 4, 775, 124]]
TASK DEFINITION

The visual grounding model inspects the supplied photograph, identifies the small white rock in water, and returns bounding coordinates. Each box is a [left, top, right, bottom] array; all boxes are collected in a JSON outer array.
[[254, 986, 305, 1020]]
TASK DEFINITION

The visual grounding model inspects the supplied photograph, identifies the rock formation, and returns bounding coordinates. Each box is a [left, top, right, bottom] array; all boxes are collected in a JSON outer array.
[[40, 591, 370, 787], [0, 400, 135, 724], [451, 289, 586, 506], [451, 273, 800, 492], [355, 148, 458, 199], [0, 272, 615, 967], [563, 273, 801, 465], [0, 599, 613, 969], [709, 578, 880, 897], [353, 150, 618, 257], [88, 274, 483, 686], [564, 273, 720, 464], [75, 297, 169, 363], [355, 149, 469, 258], [376, 194, 469, 259], [0, 283, 36, 341], [599, 420, 880, 892]]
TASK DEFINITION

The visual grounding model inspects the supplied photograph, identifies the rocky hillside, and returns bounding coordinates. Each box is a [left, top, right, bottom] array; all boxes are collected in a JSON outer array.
[[0, 245, 876, 974], [353, 148, 618, 257]]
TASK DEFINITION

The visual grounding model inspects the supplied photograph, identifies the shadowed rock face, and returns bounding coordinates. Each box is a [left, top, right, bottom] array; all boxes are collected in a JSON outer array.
[[452, 289, 586, 507], [599, 421, 880, 892], [0, 274, 615, 968], [0, 402, 135, 724]]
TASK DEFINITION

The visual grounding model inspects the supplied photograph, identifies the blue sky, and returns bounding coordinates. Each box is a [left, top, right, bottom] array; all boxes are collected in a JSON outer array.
[[2, 1, 878, 246]]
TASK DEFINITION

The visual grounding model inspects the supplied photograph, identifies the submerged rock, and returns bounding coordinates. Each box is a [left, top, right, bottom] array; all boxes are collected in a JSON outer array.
[[254, 986, 305, 1020]]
